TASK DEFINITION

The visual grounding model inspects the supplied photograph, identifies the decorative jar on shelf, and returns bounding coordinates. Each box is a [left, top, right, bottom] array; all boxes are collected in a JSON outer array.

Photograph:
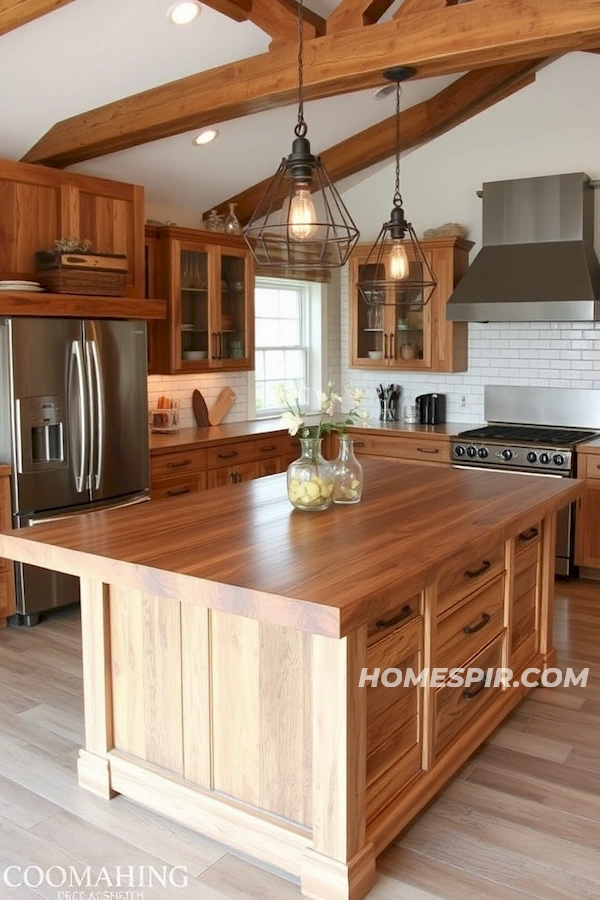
[[224, 202, 241, 235], [287, 437, 334, 511], [332, 433, 363, 504]]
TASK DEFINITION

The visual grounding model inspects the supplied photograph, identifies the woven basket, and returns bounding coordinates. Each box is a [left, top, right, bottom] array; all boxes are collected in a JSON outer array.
[[36, 269, 127, 296]]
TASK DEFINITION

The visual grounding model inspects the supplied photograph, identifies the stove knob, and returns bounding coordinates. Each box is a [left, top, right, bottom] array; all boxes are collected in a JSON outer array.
[[553, 453, 565, 467], [501, 448, 513, 461], [454, 444, 466, 457], [478, 447, 489, 459], [539, 452, 551, 465], [466, 445, 477, 458], [526, 451, 537, 464]]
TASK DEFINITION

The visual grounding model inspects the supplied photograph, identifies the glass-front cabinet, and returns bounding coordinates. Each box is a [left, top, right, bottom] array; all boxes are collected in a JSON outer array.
[[149, 226, 254, 374], [349, 237, 472, 373]]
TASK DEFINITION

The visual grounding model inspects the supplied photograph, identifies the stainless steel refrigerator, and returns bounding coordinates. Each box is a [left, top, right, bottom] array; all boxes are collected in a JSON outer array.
[[0, 318, 150, 625]]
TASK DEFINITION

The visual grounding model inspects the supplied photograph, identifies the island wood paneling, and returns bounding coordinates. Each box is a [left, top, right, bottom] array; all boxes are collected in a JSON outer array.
[[211, 611, 313, 826], [109, 587, 184, 776]]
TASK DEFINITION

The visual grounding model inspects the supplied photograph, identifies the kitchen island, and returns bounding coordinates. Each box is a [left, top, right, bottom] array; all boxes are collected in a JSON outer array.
[[0, 460, 582, 900]]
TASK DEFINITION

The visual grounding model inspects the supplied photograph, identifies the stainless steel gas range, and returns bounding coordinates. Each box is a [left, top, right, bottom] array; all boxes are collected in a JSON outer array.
[[451, 386, 600, 578]]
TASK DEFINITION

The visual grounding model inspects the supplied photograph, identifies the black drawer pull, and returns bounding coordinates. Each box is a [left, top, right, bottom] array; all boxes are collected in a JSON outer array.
[[417, 447, 439, 454], [166, 486, 191, 496], [375, 605, 412, 631], [166, 459, 192, 468], [465, 560, 491, 579], [353, 441, 366, 448], [463, 612, 491, 634], [218, 450, 238, 459], [462, 680, 487, 700], [519, 527, 539, 542], [260, 444, 277, 452]]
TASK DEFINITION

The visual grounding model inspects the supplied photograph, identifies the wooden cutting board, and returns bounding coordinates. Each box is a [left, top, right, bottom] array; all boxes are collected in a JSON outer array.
[[192, 389, 210, 427], [208, 387, 236, 426]]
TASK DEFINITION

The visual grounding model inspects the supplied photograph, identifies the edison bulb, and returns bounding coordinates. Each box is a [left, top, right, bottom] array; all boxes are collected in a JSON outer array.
[[388, 240, 409, 280], [288, 184, 317, 241]]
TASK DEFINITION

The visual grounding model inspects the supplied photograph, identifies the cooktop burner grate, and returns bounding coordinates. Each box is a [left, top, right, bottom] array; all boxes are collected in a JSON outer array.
[[457, 425, 598, 446]]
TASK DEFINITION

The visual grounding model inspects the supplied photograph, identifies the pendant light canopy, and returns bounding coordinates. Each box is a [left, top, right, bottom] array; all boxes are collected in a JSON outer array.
[[357, 67, 437, 307], [243, 0, 359, 271]]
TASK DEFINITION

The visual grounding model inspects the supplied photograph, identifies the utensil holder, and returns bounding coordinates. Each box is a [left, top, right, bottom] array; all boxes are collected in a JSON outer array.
[[380, 398, 400, 422]]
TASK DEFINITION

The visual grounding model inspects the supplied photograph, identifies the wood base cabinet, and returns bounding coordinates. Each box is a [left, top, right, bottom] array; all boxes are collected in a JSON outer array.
[[349, 237, 472, 372], [575, 445, 600, 569], [0, 470, 15, 626]]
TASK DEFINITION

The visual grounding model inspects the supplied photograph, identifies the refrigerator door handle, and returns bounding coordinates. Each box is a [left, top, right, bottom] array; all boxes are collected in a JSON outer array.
[[88, 339, 104, 490], [70, 340, 88, 493]]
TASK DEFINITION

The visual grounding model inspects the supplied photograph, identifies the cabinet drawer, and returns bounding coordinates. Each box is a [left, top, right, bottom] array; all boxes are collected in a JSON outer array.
[[207, 437, 281, 469], [511, 542, 538, 651], [151, 448, 206, 480], [437, 542, 505, 616], [578, 451, 600, 481], [151, 472, 206, 501], [437, 575, 504, 671], [352, 432, 449, 464], [366, 592, 422, 643], [515, 522, 541, 554], [435, 634, 503, 756]]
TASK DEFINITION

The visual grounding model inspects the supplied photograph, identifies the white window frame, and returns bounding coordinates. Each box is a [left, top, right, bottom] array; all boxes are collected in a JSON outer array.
[[249, 276, 326, 419]]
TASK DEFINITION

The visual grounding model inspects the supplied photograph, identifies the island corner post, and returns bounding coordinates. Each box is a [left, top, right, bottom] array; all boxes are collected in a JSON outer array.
[[0, 459, 583, 900]]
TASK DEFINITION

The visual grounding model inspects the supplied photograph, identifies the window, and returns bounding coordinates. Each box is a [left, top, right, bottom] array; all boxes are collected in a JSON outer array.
[[253, 277, 323, 416]]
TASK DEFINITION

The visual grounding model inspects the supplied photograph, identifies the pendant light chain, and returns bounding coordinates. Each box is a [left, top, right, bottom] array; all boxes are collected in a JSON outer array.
[[294, 0, 307, 138], [393, 81, 403, 209]]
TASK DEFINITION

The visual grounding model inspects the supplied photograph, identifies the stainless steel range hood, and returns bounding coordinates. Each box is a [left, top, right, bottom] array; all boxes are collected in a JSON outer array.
[[446, 172, 600, 322]]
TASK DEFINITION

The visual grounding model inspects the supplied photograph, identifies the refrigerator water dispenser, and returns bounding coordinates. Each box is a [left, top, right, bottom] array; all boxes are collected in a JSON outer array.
[[17, 396, 65, 472]]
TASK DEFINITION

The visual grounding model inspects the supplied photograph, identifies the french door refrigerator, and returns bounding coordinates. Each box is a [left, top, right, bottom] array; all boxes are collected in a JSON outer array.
[[0, 318, 150, 625]]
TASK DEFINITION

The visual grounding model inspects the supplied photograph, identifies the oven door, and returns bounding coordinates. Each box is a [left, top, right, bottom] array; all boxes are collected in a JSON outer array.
[[452, 463, 574, 578]]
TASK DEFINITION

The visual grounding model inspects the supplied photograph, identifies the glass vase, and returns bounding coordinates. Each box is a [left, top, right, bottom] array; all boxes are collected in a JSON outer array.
[[224, 202, 241, 235], [287, 437, 334, 511], [332, 433, 363, 504]]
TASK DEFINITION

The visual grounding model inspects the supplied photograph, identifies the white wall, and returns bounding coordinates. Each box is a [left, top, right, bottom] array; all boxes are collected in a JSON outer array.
[[339, 52, 600, 424]]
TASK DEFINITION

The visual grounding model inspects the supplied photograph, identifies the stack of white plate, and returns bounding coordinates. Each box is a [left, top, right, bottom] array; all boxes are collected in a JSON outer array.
[[0, 280, 45, 292]]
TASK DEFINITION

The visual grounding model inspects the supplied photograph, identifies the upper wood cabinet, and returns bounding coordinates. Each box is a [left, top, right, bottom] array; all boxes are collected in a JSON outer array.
[[348, 237, 472, 372], [149, 225, 255, 374], [0, 157, 145, 299]]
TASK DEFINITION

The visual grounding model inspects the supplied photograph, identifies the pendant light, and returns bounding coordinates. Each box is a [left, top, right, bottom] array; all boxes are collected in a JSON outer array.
[[243, 0, 359, 270], [357, 67, 437, 308]]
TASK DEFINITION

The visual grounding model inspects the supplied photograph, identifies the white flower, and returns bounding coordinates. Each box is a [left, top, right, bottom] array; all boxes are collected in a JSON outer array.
[[281, 410, 304, 436], [346, 383, 366, 405], [273, 384, 289, 406], [357, 408, 370, 422]]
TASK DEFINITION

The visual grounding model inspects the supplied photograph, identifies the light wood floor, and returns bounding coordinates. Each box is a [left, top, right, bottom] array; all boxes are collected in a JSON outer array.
[[0, 581, 598, 900]]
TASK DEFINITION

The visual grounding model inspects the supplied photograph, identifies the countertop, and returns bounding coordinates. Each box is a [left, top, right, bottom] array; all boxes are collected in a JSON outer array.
[[0, 458, 581, 638], [149, 419, 480, 453], [0, 465, 11, 478]]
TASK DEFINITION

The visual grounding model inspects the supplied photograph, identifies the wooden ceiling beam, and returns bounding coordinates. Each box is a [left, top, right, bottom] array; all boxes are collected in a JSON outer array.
[[200, 0, 325, 42], [326, 1, 397, 34], [198, 0, 251, 24], [395, 0, 461, 16], [0, 0, 76, 37], [206, 59, 545, 225], [22, 0, 600, 168]]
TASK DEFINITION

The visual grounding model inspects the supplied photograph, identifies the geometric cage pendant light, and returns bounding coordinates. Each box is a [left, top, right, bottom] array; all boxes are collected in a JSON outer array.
[[357, 67, 437, 306], [243, 0, 360, 270]]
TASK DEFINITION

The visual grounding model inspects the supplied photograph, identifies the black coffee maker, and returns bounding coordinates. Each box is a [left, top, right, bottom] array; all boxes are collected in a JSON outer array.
[[415, 393, 446, 425]]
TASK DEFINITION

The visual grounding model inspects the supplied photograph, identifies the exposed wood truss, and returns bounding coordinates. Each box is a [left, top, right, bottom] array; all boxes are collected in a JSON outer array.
[[0, 0, 75, 36], [325, 1, 397, 33], [395, 0, 473, 17], [22, 0, 600, 169], [206, 59, 544, 224], [200, 0, 326, 43]]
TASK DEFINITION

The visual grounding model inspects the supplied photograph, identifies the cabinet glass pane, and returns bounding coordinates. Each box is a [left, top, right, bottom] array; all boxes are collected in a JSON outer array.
[[391, 258, 428, 362], [356, 263, 384, 361], [180, 248, 209, 361], [221, 253, 246, 360]]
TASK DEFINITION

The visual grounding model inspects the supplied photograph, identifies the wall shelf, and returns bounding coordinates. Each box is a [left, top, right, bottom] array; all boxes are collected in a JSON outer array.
[[0, 293, 166, 319]]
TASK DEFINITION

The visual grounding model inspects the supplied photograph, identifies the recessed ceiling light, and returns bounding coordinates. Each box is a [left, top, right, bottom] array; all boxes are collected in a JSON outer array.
[[167, 1, 201, 25], [192, 129, 218, 146]]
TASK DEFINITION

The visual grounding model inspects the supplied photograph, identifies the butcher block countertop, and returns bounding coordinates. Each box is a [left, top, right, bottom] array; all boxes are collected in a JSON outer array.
[[149, 419, 478, 453], [0, 458, 581, 638], [0, 464, 10, 477]]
